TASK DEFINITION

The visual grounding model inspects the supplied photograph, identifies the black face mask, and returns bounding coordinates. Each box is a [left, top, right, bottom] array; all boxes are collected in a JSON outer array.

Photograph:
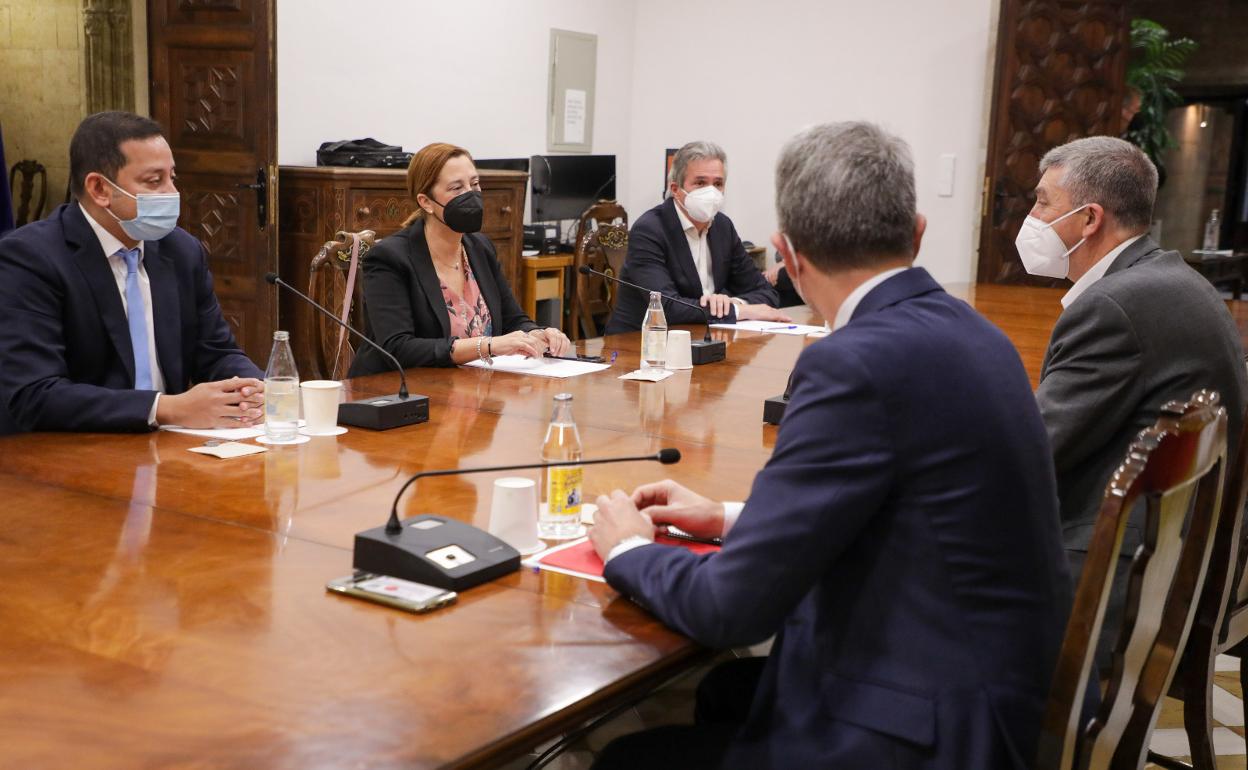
[[428, 190, 484, 234]]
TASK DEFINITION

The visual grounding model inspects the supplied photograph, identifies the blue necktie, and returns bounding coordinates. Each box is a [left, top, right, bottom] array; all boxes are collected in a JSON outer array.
[[119, 247, 153, 390]]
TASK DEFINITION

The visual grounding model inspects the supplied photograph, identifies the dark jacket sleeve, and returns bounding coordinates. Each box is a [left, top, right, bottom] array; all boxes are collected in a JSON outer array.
[[0, 232, 155, 432], [1035, 292, 1143, 474], [359, 237, 455, 368], [719, 221, 779, 307], [188, 238, 263, 382], [475, 234, 540, 335], [603, 344, 893, 648], [621, 213, 736, 326]]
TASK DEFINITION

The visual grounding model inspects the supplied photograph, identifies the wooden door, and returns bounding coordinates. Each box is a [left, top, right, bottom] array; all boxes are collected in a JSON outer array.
[[978, 0, 1130, 285], [148, 0, 277, 360]]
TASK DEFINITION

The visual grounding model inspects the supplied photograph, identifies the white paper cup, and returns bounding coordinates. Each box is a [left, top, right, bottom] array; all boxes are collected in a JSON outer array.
[[300, 380, 342, 435], [665, 329, 693, 370], [488, 477, 544, 555]]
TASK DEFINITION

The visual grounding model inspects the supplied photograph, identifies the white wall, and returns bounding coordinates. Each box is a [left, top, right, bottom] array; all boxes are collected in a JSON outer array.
[[278, 0, 996, 282], [624, 0, 997, 283], [277, 0, 638, 212]]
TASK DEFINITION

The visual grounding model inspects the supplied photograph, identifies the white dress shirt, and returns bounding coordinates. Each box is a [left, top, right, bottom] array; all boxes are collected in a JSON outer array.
[[674, 199, 721, 297], [80, 204, 166, 422], [1061, 234, 1145, 309]]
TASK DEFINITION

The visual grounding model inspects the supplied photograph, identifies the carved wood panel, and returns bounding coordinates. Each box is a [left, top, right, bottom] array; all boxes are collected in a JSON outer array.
[[182, 188, 244, 262], [167, 52, 252, 150], [978, 0, 1130, 284], [165, 0, 252, 26], [149, 0, 275, 361]]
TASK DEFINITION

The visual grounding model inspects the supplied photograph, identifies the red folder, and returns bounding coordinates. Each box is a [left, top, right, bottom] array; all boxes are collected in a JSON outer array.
[[537, 535, 720, 579]]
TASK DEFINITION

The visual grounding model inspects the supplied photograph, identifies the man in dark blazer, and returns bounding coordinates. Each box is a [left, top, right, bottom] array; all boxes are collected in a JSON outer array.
[[0, 111, 263, 435], [1027, 136, 1248, 664], [604, 141, 787, 334], [589, 123, 1072, 769]]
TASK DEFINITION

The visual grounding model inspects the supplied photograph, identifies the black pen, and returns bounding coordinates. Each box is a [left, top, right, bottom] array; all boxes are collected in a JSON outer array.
[[544, 353, 607, 364], [660, 527, 723, 546]]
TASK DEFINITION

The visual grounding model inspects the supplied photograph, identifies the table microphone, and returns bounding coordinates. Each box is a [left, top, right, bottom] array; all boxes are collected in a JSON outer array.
[[763, 369, 796, 425], [354, 448, 682, 590], [577, 265, 726, 365], [264, 272, 429, 430]]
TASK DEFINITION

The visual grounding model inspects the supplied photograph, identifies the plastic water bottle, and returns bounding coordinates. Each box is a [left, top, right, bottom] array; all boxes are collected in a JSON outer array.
[[264, 330, 300, 442], [1203, 209, 1221, 252], [641, 291, 668, 370], [539, 393, 584, 539]]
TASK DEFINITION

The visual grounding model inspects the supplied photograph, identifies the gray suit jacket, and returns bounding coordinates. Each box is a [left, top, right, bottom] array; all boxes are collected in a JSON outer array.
[[1037, 236, 1247, 554]]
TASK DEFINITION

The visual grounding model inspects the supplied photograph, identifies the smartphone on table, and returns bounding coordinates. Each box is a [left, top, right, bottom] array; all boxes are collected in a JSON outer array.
[[326, 572, 457, 614]]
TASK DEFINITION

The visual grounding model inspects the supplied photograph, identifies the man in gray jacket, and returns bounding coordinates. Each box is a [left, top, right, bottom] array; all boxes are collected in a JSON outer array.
[[1025, 136, 1247, 661]]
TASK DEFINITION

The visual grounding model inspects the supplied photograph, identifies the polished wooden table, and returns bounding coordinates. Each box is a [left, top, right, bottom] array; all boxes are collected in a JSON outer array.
[[2, 282, 1244, 768]]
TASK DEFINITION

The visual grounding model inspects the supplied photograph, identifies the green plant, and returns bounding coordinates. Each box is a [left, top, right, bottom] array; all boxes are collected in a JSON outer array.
[[1125, 19, 1198, 180]]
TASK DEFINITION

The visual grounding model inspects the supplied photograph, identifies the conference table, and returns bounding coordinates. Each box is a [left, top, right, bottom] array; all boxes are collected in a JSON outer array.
[[1, 283, 1242, 768]]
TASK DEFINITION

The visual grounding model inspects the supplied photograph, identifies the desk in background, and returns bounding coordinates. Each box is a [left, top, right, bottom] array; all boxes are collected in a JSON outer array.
[[1185, 251, 1248, 300], [521, 252, 573, 331]]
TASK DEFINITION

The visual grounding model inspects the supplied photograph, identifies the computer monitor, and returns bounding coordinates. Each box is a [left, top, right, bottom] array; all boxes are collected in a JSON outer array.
[[530, 154, 616, 222], [473, 157, 530, 174]]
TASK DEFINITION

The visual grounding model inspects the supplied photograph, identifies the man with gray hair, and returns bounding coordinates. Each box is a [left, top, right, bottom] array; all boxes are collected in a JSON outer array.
[[588, 122, 1072, 769], [1026, 136, 1247, 663], [604, 140, 787, 334]]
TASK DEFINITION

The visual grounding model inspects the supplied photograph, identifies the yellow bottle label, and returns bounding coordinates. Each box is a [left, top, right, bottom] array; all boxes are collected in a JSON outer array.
[[547, 466, 583, 518]]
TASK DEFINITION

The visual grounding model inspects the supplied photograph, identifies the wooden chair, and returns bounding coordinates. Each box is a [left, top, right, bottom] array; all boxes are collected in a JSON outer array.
[[1149, 399, 1248, 770], [307, 229, 375, 380], [569, 201, 628, 340], [9, 159, 47, 227], [1038, 390, 1229, 770]]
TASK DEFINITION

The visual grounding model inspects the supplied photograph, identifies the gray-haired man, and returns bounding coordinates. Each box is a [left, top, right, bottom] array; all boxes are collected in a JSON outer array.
[[604, 140, 787, 334], [1026, 136, 1247, 662], [589, 123, 1072, 769]]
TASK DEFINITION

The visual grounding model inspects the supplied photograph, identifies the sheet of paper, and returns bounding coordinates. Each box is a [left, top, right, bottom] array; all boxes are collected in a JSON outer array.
[[162, 425, 266, 440], [464, 355, 609, 378], [187, 441, 268, 459], [563, 88, 586, 144], [618, 368, 673, 382], [710, 321, 827, 336], [161, 419, 304, 441]]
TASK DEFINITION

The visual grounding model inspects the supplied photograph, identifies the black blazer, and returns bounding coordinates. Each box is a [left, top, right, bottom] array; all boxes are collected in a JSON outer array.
[[0, 203, 263, 434], [350, 219, 539, 376], [604, 198, 778, 334]]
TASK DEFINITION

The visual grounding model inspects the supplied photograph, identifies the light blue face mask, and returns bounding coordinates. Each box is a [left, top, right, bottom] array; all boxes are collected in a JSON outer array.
[[104, 177, 180, 241]]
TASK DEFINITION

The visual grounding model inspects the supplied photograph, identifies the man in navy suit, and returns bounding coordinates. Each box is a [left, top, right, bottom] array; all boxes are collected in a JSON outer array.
[[589, 123, 1072, 769], [604, 141, 789, 334], [0, 111, 264, 434]]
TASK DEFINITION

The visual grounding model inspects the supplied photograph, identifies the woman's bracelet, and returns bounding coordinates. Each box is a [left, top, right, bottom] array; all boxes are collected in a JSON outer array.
[[476, 335, 493, 365]]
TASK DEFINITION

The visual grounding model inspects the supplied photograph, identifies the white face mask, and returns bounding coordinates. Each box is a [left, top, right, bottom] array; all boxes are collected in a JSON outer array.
[[680, 185, 724, 223], [1014, 204, 1090, 279]]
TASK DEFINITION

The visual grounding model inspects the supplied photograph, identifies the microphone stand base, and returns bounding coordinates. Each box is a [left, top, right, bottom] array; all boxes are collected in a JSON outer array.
[[690, 339, 726, 365], [763, 394, 789, 425], [338, 393, 429, 430], [354, 515, 520, 591]]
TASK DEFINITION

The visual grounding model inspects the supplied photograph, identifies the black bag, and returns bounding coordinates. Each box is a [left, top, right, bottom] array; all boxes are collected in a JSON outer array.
[[316, 138, 413, 168]]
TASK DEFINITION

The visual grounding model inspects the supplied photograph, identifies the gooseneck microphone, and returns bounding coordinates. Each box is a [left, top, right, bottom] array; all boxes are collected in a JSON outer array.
[[578, 265, 727, 365], [353, 448, 683, 590], [264, 272, 428, 430]]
